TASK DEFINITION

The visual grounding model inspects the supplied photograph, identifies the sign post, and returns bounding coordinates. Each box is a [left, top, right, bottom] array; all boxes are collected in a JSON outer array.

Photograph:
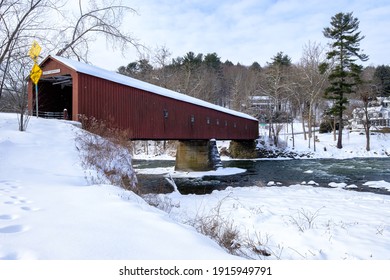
[[30, 63, 42, 117], [28, 41, 42, 117]]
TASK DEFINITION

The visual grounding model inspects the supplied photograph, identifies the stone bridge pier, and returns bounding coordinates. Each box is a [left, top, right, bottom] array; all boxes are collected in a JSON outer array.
[[175, 139, 257, 171], [175, 140, 222, 171]]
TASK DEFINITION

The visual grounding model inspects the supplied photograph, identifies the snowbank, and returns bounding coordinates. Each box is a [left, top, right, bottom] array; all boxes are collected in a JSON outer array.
[[0, 113, 237, 260], [166, 185, 390, 260]]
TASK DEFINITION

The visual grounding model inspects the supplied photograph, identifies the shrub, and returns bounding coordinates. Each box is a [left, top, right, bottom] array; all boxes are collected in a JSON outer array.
[[319, 121, 332, 133], [189, 195, 273, 258], [143, 194, 180, 213], [193, 211, 241, 254], [75, 116, 138, 192]]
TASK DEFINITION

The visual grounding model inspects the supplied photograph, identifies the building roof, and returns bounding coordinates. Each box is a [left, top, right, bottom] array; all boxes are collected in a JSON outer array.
[[47, 55, 257, 121]]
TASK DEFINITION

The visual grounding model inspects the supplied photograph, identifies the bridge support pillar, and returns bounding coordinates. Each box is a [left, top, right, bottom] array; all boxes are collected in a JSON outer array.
[[229, 140, 258, 159], [175, 140, 222, 171]]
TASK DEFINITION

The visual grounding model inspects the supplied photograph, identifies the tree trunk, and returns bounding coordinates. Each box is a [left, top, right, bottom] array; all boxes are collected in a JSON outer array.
[[301, 110, 307, 141], [364, 103, 371, 151], [365, 128, 370, 152], [313, 106, 317, 152], [337, 111, 343, 149], [19, 112, 24, 132], [291, 119, 295, 149], [308, 104, 313, 139], [271, 124, 278, 147]]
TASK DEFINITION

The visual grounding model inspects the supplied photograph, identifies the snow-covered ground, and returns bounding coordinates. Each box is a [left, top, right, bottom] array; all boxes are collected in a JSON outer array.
[[133, 123, 390, 161], [0, 113, 237, 260], [275, 124, 390, 159], [1, 113, 389, 260]]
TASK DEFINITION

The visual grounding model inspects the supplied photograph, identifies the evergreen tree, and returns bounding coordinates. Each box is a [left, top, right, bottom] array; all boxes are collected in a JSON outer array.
[[224, 60, 234, 66], [270, 51, 292, 67], [373, 65, 390, 96], [204, 52, 222, 71], [249, 62, 261, 72], [322, 12, 368, 149]]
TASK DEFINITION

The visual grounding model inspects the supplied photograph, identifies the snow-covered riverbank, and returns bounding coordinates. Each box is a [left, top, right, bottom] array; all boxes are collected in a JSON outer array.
[[1, 113, 389, 260]]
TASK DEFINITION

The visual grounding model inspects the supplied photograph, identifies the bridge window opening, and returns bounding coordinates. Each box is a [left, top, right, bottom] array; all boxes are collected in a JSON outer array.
[[225, 120, 228, 126], [163, 109, 169, 119], [216, 119, 219, 125], [234, 122, 237, 128], [37, 75, 73, 119], [206, 117, 210, 124], [190, 115, 195, 124]]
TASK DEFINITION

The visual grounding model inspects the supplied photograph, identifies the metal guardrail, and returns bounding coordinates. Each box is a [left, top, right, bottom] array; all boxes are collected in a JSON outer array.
[[32, 111, 66, 119]]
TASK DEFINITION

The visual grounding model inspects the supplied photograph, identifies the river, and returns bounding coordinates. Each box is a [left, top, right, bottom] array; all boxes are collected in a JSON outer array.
[[133, 157, 390, 195]]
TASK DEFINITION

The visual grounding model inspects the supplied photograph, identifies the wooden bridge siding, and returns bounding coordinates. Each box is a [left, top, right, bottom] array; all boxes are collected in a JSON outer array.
[[28, 57, 258, 141], [77, 73, 258, 140]]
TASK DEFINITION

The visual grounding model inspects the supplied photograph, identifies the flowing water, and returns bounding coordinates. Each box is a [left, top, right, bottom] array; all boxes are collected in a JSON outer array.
[[133, 158, 390, 195]]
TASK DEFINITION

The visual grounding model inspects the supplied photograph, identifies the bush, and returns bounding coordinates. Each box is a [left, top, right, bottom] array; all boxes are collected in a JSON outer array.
[[76, 116, 138, 192], [188, 195, 273, 258], [193, 209, 241, 254], [319, 121, 332, 133]]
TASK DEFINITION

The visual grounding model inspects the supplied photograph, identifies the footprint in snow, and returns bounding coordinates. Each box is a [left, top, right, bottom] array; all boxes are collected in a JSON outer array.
[[0, 225, 29, 234], [8, 196, 33, 204], [0, 214, 19, 221], [0, 182, 21, 193], [0, 251, 37, 260], [10, 195, 26, 200], [4, 200, 20, 205], [21, 206, 40, 212]]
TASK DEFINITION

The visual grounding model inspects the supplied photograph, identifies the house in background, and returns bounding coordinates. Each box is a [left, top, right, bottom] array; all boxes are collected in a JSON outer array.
[[248, 96, 275, 122], [350, 97, 390, 129]]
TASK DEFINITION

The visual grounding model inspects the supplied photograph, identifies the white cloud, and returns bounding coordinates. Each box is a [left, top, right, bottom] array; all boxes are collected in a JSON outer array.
[[89, 0, 390, 70]]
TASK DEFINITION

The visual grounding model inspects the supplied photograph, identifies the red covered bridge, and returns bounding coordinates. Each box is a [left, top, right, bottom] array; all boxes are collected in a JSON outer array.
[[28, 56, 259, 170]]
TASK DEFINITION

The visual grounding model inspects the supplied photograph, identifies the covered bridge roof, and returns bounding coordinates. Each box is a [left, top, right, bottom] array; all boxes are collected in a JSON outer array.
[[30, 55, 259, 140]]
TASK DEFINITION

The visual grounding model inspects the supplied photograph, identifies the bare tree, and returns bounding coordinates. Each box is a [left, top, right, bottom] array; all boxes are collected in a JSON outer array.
[[151, 45, 172, 88], [284, 70, 304, 149], [0, 0, 57, 100], [260, 57, 292, 147], [298, 42, 330, 149], [223, 63, 261, 113], [356, 67, 377, 151], [55, 0, 140, 61], [1, 0, 141, 132], [2, 57, 31, 131]]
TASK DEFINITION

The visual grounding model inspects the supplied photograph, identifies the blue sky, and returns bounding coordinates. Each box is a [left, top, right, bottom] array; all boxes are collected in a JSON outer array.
[[89, 0, 390, 70]]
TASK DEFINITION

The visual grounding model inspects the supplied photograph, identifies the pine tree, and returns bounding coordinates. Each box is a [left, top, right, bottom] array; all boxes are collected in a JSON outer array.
[[322, 12, 368, 148], [374, 65, 390, 96]]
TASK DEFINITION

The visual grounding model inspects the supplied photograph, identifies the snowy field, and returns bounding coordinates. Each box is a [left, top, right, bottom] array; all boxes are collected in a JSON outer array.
[[1, 112, 389, 260]]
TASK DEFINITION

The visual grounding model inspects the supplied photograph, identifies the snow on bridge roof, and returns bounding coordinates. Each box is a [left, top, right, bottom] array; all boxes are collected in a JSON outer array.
[[50, 55, 257, 121]]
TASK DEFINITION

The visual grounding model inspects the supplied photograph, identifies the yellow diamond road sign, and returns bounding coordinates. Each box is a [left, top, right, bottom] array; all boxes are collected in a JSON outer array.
[[30, 63, 42, 85], [28, 41, 41, 61]]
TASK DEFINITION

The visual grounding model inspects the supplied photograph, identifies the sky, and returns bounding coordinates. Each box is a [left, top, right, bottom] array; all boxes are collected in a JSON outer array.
[[87, 0, 390, 71]]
